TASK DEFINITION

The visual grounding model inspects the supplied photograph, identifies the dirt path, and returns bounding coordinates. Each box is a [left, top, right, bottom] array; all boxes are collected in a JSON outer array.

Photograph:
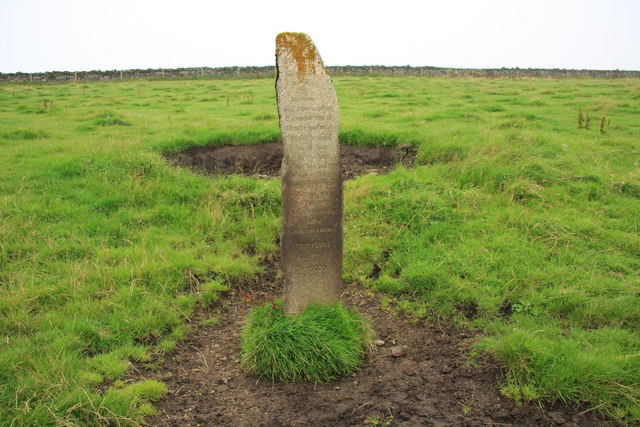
[[148, 285, 613, 426]]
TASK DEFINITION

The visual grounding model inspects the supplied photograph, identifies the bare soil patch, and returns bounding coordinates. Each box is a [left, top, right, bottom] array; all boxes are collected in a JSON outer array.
[[163, 142, 415, 179], [153, 146, 615, 425], [148, 263, 615, 426]]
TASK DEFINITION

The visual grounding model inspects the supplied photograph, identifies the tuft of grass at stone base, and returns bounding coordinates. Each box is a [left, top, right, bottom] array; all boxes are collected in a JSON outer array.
[[241, 302, 374, 383]]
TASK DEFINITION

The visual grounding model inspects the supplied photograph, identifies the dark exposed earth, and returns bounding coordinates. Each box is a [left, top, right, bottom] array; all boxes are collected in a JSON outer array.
[[148, 146, 618, 426], [147, 264, 616, 426], [163, 142, 416, 180]]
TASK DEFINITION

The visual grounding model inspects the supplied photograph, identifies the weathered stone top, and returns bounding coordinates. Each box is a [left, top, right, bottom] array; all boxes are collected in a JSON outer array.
[[276, 32, 328, 81], [275, 32, 339, 183]]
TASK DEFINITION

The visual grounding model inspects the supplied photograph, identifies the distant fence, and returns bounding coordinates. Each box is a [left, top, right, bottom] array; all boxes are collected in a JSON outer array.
[[1, 65, 638, 83]]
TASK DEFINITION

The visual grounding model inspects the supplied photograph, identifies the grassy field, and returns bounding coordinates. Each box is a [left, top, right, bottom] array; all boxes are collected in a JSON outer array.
[[0, 74, 638, 424]]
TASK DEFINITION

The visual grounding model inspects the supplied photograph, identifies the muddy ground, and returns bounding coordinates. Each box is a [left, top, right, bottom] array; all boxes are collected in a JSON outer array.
[[163, 142, 416, 180], [148, 277, 615, 426], [150, 145, 616, 426]]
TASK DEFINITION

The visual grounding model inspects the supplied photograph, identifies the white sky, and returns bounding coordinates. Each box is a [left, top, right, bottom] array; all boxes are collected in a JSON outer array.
[[1, 0, 639, 73]]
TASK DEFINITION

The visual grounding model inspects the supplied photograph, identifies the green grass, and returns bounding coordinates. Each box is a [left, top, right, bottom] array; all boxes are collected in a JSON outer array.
[[241, 301, 373, 383], [0, 75, 638, 424]]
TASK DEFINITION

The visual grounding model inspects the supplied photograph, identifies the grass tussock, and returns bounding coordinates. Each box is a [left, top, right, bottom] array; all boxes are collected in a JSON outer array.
[[241, 302, 374, 383], [1, 129, 48, 140]]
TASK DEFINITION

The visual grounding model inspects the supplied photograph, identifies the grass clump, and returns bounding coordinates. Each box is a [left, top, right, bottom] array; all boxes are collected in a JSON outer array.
[[153, 129, 281, 153], [478, 320, 640, 420], [241, 301, 373, 383], [199, 279, 228, 307], [1, 129, 48, 140], [94, 112, 130, 127], [338, 129, 414, 147]]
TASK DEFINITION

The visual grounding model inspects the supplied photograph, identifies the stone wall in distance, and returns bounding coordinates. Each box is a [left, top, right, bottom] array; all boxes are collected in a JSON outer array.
[[1, 65, 638, 82]]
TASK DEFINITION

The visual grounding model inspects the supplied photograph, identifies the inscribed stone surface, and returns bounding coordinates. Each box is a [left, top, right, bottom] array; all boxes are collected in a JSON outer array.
[[276, 32, 342, 314]]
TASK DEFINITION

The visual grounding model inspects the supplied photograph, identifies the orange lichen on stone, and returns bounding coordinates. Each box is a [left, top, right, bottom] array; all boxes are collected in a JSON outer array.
[[276, 32, 320, 77]]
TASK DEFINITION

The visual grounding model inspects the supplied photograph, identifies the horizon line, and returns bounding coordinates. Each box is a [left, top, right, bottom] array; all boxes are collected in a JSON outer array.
[[2, 64, 640, 75]]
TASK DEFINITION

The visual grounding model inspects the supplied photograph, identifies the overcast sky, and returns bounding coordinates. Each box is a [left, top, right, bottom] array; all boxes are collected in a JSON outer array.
[[1, 0, 639, 73]]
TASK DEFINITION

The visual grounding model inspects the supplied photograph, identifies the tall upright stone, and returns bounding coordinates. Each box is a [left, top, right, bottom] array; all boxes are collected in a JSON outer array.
[[276, 32, 343, 315]]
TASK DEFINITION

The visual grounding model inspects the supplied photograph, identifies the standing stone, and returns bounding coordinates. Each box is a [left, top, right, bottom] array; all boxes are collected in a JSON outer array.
[[276, 32, 342, 315]]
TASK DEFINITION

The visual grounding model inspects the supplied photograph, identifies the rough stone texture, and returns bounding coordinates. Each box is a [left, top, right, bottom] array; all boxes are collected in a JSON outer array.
[[276, 33, 342, 314], [1, 66, 638, 83]]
